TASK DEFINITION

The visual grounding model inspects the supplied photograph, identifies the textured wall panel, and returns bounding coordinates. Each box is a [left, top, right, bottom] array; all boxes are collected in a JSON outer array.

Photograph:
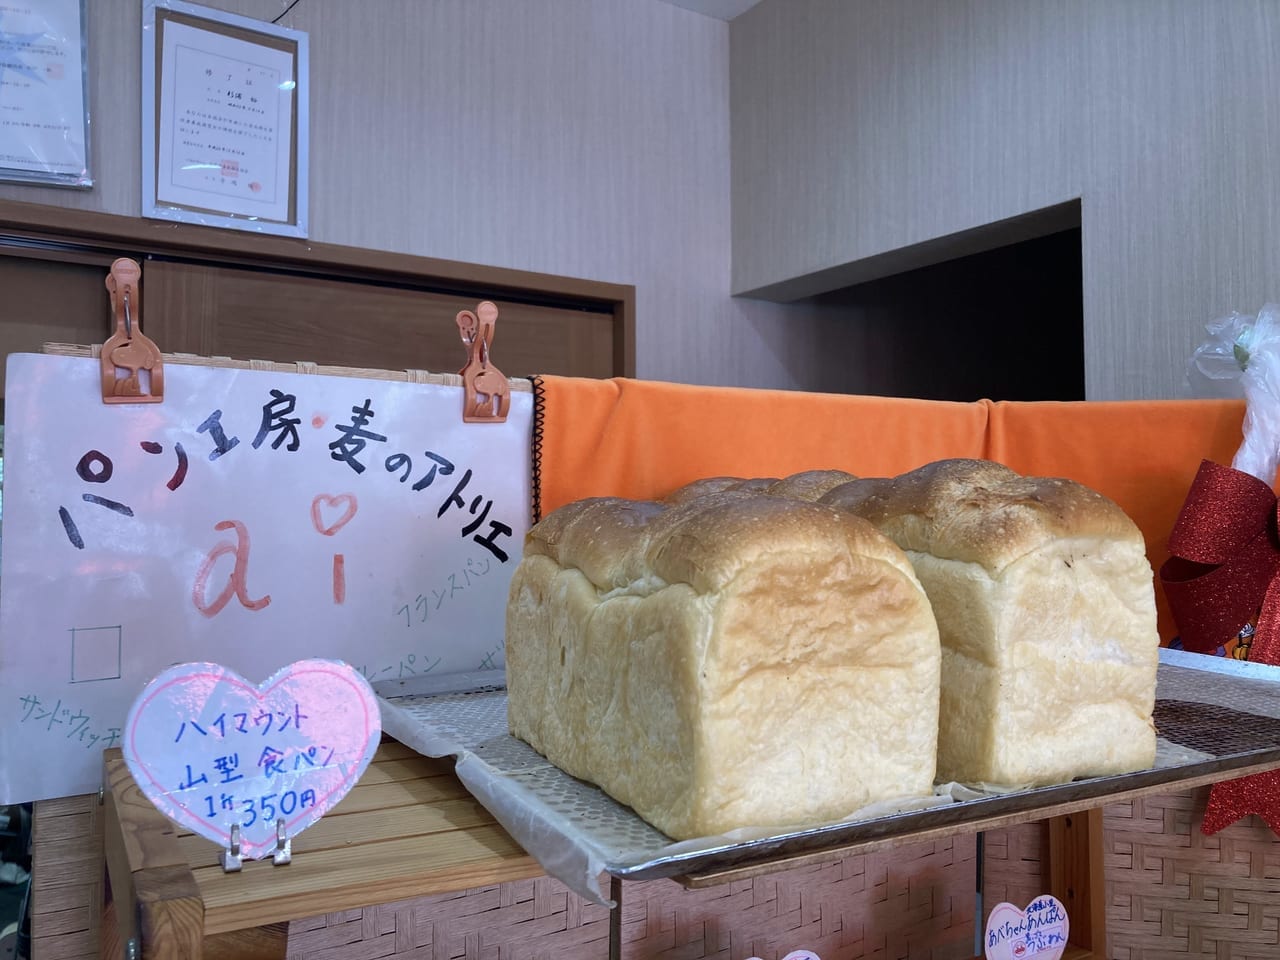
[[0, 0, 840, 391], [731, 0, 1280, 400]]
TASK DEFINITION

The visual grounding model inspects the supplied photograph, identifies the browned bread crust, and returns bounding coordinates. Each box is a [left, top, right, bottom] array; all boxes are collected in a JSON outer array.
[[506, 487, 940, 839]]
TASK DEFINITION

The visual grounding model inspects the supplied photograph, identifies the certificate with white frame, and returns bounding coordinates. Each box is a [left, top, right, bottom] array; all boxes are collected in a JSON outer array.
[[0, 0, 91, 187], [142, 0, 308, 237]]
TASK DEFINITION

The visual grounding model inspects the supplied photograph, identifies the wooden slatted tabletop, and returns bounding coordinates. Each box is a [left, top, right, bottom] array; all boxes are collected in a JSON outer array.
[[101, 740, 544, 958], [101, 728, 1280, 959]]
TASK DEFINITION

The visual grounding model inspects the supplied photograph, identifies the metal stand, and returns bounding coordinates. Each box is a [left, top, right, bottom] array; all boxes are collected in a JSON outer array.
[[220, 824, 243, 873], [609, 875, 622, 960], [272, 818, 292, 866], [219, 820, 292, 871], [974, 830, 985, 956]]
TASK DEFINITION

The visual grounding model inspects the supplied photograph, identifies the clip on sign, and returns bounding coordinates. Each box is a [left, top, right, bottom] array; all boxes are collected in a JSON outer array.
[[456, 300, 511, 423], [101, 257, 164, 405]]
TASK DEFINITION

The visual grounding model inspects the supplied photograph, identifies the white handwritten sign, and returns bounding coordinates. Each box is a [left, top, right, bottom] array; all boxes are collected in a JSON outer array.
[[0, 353, 531, 803], [984, 895, 1069, 960], [124, 660, 379, 858]]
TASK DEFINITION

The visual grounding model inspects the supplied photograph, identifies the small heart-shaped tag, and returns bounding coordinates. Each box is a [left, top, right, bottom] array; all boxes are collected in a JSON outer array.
[[124, 660, 380, 860], [984, 895, 1069, 960]]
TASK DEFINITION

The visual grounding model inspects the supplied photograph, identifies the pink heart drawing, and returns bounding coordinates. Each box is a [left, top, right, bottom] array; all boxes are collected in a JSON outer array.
[[311, 493, 358, 536], [983, 895, 1069, 960], [123, 660, 381, 860]]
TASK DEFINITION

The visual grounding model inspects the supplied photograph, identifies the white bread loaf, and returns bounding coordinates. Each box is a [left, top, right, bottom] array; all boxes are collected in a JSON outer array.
[[505, 489, 941, 840], [662, 470, 857, 506], [820, 459, 1159, 788]]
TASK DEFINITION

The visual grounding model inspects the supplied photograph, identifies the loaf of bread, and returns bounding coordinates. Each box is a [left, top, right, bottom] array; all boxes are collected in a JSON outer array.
[[663, 470, 857, 506], [820, 459, 1159, 788], [505, 488, 941, 840]]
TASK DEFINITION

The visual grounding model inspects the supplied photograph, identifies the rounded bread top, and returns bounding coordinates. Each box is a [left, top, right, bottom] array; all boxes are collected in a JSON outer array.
[[644, 491, 917, 593], [525, 488, 917, 595], [766, 469, 858, 502], [662, 476, 778, 505], [525, 496, 667, 590], [819, 458, 1144, 573], [662, 470, 855, 506]]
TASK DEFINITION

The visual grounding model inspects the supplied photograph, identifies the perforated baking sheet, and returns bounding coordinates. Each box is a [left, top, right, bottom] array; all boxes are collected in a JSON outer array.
[[375, 650, 1280, 905]]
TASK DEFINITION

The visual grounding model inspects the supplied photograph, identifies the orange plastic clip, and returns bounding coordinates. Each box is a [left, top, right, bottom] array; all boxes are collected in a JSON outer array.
[[455, 300, 510, 423], [101, 258, 164, 404]]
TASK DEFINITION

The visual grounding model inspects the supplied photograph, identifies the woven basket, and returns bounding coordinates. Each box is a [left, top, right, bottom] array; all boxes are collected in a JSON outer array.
[[1104, 787, 1280, 959], [285, 838, 979, 960], [282, 796, 1280, 960]]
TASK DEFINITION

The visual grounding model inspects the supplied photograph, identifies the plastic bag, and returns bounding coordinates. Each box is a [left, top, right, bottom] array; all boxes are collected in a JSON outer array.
[[1188, 304, 1280, 482]]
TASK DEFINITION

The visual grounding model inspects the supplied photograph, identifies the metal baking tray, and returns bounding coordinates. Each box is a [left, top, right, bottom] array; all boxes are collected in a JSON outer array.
[[375, 649, 1280, 894]]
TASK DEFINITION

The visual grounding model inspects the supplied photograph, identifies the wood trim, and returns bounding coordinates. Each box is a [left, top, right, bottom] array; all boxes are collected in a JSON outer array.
[[45, 342, 535, 392], [0, 243, 117, 268], [614, 296, 637, 379], [102, 748, 207, 959], [0, 198, 636, 375], [136, 865, 204, 958], [1047, 808, 1106, 956]]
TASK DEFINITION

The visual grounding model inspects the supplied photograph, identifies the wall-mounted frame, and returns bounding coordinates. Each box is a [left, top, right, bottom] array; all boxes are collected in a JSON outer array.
[[141, 0, 308, 238], [0, 0, 92, 188]]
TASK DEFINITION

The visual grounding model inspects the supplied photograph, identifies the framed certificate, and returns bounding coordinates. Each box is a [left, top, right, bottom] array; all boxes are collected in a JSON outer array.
[[142, 0, 308, 237], [0, 0, 92, 187]]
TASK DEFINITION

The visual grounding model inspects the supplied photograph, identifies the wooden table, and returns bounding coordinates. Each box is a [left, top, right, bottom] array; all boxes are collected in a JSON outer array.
[[106, 738, 1098, 960], [102, 735, 1280, 960], [92, 753, 1141, 960], [100, 741, 544, 959]]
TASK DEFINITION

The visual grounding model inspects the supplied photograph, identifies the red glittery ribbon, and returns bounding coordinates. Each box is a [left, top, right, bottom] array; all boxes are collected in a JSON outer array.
[[1160, 459, 1280, 660], [1160, 459, 1280, 835]]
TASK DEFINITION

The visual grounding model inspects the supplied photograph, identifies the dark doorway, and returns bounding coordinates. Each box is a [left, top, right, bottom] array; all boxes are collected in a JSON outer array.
[[805, 227, 1084, 402]]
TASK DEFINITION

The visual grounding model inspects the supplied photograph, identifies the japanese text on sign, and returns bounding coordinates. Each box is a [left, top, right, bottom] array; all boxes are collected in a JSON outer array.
[[0, 354, 531, 804]]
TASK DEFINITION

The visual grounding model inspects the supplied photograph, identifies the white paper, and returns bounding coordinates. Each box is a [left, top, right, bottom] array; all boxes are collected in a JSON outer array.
[[984, 896, 1069, 960], [0, 0, 89, 184], [0, 354, 531, 803], [124, 660, 380, 859], [157, 19, 293, 221]]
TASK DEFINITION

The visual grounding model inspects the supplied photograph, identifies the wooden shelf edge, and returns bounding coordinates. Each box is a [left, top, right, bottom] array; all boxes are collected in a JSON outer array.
[[0, 197, 634, 307]]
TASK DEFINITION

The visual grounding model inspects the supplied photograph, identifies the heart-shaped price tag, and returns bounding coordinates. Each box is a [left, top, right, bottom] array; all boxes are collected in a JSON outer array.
[[984, 895, 1069, 960], [123, 660, 381, 860]]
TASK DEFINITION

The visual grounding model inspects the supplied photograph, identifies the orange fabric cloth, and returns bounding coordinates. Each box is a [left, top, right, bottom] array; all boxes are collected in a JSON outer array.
[[986, 399, 1248, 640], [536, 376, 1250, 641], [536, 376, 988, 508]]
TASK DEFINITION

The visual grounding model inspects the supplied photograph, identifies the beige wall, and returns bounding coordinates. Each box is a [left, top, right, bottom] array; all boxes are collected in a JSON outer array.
[[0, 0, 841, 390], [18, 0, 1266, 400], [731, 0, 1280, 400]]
